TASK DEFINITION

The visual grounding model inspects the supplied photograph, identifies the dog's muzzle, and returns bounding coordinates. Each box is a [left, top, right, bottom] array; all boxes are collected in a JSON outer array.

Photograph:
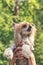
[[26, 26, 32, 31], [20, 25, 32, 36]]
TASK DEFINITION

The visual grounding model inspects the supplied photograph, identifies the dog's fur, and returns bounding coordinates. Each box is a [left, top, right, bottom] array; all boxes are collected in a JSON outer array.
[[13, 21, 36, 65], [13, 21, 36, 46], [4, 21, 36, 65]]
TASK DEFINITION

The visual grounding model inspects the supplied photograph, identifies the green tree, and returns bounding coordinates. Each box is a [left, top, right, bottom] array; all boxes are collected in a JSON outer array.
[[0, 0, 43, 65]]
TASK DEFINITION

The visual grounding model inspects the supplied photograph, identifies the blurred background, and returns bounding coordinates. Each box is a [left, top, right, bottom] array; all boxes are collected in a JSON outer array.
[[0, 0, 43, 65]]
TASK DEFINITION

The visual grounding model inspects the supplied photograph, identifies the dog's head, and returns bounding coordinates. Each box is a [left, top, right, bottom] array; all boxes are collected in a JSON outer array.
[[19, 22, 36, 37], [12, 21, 36, 46]]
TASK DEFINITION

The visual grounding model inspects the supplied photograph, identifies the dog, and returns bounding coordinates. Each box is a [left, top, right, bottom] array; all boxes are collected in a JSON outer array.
[[3, 21, 36, 65]]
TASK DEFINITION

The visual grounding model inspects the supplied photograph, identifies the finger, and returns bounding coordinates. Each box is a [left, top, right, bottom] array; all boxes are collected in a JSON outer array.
[[15, 47, 22, 53], [16, 51, 24, 57], [16, 51, 22, 55]]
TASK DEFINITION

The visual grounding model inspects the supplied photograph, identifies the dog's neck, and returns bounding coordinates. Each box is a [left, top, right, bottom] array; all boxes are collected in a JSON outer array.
[[22, 34, 35, 46], [22, 37, 34, 50]]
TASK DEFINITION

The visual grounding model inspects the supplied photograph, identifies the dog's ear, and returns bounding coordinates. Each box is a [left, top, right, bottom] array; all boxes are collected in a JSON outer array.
[[32, 23, 37, 30], [12, 22, 17, 29], [31, 23, 35, 26], [12, 22, 16, 26], [29, 22, 35, 26]]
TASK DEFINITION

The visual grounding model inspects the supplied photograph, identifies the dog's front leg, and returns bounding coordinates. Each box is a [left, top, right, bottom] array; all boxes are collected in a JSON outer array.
[[9, 59, 14, 65], [9, 50, 16, 65], [28, 52, 36, 65], [9, 55, 16, 65], [9, 47, 22, 65]]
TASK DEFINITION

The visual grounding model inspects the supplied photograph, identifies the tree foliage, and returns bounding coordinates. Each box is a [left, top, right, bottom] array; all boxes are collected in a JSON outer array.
[[0, 0, 43, 65]]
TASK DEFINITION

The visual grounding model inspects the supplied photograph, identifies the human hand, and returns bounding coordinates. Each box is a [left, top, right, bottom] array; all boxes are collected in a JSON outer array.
[[14, 47, 24, 59]]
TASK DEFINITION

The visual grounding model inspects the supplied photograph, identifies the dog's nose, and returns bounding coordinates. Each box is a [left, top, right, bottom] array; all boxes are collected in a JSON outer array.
[[29, 26, 32, 29], [27, 26, 32, 31]]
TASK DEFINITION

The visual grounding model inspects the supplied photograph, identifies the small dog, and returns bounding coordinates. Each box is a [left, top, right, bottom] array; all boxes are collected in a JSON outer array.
[[3, 21, 36, 65], [12, 21, 36, 65]]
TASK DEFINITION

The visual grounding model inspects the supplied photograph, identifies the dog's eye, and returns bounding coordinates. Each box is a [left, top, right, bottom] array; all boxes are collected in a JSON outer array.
[[22, 25, 27, 28]]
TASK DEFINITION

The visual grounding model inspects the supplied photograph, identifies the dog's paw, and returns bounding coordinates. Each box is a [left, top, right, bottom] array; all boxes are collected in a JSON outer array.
[[3, 48, 13, 60], [22, 44, 31, 58]]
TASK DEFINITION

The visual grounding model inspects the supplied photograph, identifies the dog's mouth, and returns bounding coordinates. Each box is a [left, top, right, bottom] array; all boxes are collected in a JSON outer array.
[[20, 31, 31, 36]]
